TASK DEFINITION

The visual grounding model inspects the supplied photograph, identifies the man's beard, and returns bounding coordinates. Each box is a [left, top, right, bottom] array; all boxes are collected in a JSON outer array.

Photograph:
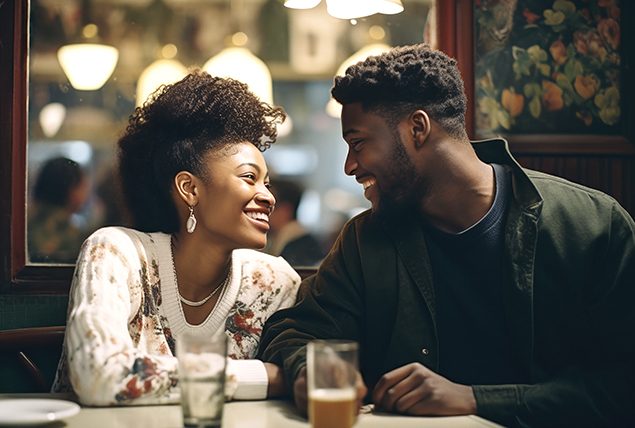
[[373, 134, 428, 219]]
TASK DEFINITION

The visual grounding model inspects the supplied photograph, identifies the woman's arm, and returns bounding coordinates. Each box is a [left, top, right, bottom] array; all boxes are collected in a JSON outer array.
[[64, 228, 178, 406]]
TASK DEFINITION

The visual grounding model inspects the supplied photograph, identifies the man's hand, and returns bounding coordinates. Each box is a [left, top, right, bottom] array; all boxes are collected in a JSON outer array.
[[293, 366, 368, 416], [372, 363, 477, 416]]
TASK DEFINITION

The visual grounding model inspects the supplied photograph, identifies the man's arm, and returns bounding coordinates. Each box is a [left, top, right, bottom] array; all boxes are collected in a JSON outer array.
[[258, 219, 368, 405], [472, 200, 635, 428]]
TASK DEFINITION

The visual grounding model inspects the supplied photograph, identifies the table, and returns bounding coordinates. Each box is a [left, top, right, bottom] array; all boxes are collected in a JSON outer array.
[[0, 394, 504, 427]]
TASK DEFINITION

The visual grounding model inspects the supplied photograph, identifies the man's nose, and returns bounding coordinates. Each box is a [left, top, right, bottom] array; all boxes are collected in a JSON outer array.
[[344, 148, 358, 176]]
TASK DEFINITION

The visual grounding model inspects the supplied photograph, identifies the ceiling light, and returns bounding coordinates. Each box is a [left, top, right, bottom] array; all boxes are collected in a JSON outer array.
[[284, 0, 322, 9], [322, 0, 404, 20], [136, 59, 188, 107], [376, 0, 404, 15], [203, 45, 273, 105], [39, 103, 66, 138], [326, 0, 378, 19], [57, 44, 119, 90]]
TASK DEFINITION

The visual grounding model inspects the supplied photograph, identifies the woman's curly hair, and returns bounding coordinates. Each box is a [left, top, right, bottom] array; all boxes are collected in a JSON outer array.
[[117, 69, 285, 233], [331, 43, 467, 138]]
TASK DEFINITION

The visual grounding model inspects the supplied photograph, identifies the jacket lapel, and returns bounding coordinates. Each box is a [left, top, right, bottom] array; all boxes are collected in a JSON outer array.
[[383, 210, 437, 321]]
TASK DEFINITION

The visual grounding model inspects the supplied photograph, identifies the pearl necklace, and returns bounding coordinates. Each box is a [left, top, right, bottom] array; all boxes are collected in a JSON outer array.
[[170, 240, 231, 307]]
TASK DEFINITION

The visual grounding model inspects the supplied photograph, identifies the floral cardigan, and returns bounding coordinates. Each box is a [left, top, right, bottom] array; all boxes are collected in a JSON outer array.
[[52, 226, 301, 406]]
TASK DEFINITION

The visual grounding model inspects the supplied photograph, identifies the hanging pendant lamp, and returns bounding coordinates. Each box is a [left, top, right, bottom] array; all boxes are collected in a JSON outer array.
[[57, 43, 119, 91], [203, 33, 274, 105], [284, 0, 404, 19], [136, 44, 188, 107]]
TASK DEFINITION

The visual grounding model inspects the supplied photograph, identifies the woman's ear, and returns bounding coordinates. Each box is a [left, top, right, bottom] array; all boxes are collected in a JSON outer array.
[[410, 110, 431, 149], [174, 171, 198, 207]]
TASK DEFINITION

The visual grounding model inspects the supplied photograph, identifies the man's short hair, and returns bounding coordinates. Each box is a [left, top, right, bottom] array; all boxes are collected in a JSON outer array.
[[331, 43, 468, 139]]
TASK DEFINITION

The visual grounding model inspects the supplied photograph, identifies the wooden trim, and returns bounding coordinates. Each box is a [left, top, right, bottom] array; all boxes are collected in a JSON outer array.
[[11, 0, 28, 283], [0, 0, 73, 294], [0, 1, 13, 290], [435, 0, 456, 59], [455, 0, 475, 140], [0, 0, 29, 293], [507, 135, 635, 155]]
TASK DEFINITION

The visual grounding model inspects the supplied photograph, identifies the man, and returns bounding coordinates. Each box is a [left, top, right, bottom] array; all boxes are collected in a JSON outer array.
[[258, 44, 635, 428], [266, 179, 325, 267]]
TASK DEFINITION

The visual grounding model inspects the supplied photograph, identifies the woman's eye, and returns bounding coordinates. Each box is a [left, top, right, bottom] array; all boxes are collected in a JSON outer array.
[[243, 173, 256, 181]]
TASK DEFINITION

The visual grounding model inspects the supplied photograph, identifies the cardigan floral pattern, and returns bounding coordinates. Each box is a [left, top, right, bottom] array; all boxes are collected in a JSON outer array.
[[52, 226, 300, 406]]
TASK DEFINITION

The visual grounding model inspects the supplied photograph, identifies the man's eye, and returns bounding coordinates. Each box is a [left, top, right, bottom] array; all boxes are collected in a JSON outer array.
[[351, 140, 363, 151]]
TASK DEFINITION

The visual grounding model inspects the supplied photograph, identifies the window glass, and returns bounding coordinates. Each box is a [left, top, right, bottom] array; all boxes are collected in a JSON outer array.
[[27, 0, 433, 267]]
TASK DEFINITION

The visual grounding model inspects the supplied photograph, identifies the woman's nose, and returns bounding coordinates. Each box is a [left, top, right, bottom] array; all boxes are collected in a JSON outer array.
[[257, 187, 275, 208]]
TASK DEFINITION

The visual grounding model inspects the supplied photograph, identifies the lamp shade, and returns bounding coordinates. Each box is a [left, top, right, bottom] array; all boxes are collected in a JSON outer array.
[[376, 0, 404, 14], [326, 43, 391, 117], [203, 47, 273, 105], [325, 0, 404, 19], [57, 44, 119, 90], [136, 59, 188, 107], [326, 0, 378, 19], [284, 0, 322, 9], [39, 103, 67, 138]]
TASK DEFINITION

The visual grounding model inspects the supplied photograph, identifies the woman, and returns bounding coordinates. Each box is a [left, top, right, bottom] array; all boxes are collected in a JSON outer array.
[[52, 70, 301, 406]]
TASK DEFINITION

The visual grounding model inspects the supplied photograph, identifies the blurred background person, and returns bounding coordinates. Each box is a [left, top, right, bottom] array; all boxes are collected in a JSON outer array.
[[266, 179, 325, 267], [28, 156, 90, 263]]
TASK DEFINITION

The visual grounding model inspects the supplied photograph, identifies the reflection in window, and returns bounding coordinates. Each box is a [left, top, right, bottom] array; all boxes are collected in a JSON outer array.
[[27, 0, 432, 266]]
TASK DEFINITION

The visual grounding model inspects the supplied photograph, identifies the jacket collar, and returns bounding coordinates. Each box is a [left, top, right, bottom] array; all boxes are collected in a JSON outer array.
[[471, 138, 543, 217]]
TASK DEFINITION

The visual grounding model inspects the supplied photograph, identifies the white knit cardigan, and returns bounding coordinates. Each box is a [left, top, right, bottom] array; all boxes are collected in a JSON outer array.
[[52, 226, 301, 406]]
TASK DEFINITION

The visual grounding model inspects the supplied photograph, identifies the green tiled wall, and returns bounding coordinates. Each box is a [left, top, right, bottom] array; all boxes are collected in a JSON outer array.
[[0, 294, 68, 331]]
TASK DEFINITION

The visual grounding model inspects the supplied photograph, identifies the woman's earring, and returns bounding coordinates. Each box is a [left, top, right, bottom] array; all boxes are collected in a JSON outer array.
[[186, 205, 197, 233]]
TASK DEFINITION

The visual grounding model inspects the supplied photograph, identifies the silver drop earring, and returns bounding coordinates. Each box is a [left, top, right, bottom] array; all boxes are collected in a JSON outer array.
[[186, 205, 197, 233]]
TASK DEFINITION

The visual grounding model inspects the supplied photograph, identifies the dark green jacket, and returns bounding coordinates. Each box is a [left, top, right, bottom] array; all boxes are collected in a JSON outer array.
[[259, 139, 635, 428]]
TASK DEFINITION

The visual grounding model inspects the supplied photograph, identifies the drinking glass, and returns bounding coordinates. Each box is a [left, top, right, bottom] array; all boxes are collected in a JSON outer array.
[[177, 332, 227, 428], [307, 340, 359, 428]]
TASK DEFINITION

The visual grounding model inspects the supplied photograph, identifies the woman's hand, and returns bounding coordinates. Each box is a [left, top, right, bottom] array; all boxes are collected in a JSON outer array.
[[264, 362, 287, 398]]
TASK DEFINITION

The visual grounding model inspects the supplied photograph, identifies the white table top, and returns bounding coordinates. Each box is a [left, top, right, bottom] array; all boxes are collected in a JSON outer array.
[[0, 394, 505, 428]]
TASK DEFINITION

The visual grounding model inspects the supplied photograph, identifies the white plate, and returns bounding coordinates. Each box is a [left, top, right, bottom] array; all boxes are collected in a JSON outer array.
[[0, 399, 80, 426]]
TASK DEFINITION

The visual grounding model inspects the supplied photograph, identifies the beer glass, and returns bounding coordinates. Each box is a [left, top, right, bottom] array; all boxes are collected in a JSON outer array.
[[307, 340, 359, 428], [177, 332, 227, 428]]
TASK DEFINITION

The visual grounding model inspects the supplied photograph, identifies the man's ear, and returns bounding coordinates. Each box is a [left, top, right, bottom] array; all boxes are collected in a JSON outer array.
[[410, 110, 431, 149], [174, 171, 199, 207]]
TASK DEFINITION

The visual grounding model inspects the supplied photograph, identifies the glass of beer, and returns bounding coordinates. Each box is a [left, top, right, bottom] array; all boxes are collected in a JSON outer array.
[[307, 340, 359, 428], [177, 332, 227, 428]]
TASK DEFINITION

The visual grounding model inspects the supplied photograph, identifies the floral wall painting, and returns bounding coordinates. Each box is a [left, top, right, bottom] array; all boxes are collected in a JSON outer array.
[[474, 0, 622, 136]]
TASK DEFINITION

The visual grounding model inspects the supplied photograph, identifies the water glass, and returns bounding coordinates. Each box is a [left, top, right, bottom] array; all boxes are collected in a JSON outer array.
[[177, 332, 227, 428]]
